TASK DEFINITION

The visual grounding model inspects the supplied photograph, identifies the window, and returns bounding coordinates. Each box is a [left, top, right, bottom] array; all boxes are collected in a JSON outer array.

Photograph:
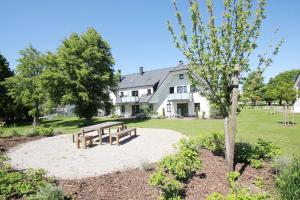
[[169, 87, 174, 94], [121, 105, 125, 113], [177, 86, 187, 93], [147, 89, 152, 95], [149, 104, 153, 111], [167, 103, 171, 112], [120, 92, 124, 97], [131, 91, 139, 97], [194, 103, 200, 112], [190, 85, 197, 93], [179, 74, 184, 79]]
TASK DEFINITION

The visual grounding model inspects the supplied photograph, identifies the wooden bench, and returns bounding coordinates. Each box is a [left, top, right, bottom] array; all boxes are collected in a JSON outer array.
[[110, 128, 137, 145], [76, 135, 94, 149]]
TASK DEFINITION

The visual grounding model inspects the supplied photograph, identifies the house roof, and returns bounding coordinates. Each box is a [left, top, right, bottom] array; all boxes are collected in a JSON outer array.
[[117, 64, 188, 89], [295, 73, 300, 88]]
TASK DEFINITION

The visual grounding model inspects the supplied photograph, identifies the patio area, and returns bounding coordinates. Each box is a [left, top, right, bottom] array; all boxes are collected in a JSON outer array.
[[7, 128, 185, 179]]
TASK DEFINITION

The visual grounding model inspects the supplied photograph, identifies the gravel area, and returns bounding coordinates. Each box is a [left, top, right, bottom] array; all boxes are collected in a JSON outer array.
[[7, 128, 185, 179]]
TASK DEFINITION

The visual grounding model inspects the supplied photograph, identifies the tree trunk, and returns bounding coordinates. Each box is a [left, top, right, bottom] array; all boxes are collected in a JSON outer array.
[[226, 65, 240, 172], [224, 117, 230, 163], [32, 101, 40, 126]]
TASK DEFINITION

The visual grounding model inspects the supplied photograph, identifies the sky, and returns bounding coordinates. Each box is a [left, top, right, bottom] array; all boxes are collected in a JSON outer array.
[[1, 0, 299, 82]]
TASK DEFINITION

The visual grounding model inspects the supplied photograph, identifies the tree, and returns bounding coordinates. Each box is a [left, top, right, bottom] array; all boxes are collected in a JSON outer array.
[[4, 45, 45, 126], [42, 28, 115, 119], [265, 69, 300, 105], [0, 53, 14, 120], [242, 70, 265, 106], [168, 0, 282, 171]]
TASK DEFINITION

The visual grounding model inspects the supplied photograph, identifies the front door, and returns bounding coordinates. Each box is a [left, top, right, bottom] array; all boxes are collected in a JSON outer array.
[[132, 105, 140, 116], [177, 103, 188, 116]]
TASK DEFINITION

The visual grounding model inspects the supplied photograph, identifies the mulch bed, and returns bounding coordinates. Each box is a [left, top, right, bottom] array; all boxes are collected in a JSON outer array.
[[1, 136, 276, 200], [0, 136, 44, 153], [58, 150, 275, 200]]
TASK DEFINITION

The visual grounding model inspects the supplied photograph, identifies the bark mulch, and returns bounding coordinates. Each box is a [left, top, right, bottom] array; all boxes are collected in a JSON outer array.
[[1, 136, 275, 200], [0, 136, 44, 153]]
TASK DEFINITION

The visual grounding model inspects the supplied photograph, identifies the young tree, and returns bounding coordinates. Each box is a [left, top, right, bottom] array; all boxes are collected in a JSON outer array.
[[168, 0, 282, 171], [4, 45, 45, 126], [242, 70, 265, 106], [0, 53, 14, 120], [42, 28, 115, 120]]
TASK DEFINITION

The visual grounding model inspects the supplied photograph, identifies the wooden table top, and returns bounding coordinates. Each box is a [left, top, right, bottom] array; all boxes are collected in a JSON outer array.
[[81, 121, 124, 132]]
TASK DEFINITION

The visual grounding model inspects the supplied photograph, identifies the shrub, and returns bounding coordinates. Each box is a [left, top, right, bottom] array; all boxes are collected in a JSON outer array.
[[209, 104, 223, 119], [206, 171, 269, 200], [0, 121, 6, 137], [235, 140, 281, 169], [276, 157, 300, 200], [254, 139, 281, 161], [32, 126, 54, 137], [139, 160, 154, 171], [160, 139, 201, 181], [149, 138, 201, 199], [9, 129, 21, 137], [253, 176, 264, 188], [28, 184, 64, 200], [196, 132, 225, 154], [149, 169, 183, 200], [272, 156, 291, 175]]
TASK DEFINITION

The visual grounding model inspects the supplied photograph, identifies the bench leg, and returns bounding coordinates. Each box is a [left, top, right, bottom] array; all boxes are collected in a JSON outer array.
[[83, 138, 86, 149], [76, 139, 80, 149], [109, 135, 112, 145], [116, 136, 120, 145]]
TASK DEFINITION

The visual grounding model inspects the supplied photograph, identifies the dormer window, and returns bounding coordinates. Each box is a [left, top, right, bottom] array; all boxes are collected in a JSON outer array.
[[147, 89, 152, 95], [179, 74, 184, 79]]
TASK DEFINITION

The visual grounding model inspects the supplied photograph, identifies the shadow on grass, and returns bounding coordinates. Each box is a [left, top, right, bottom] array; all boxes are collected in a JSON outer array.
[[42, 116, 151, 130]]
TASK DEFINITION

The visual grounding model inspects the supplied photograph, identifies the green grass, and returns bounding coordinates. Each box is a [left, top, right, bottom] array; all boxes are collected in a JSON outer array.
[[1, 108, 300, 156]]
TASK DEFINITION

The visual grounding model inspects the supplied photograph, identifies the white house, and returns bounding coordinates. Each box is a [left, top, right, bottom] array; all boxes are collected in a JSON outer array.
[[111, 62, 210, 118], [294, 73, 300, 113]]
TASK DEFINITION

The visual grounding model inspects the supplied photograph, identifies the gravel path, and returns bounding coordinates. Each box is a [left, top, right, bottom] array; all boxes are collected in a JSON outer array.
[[7, 128, 185, 179]]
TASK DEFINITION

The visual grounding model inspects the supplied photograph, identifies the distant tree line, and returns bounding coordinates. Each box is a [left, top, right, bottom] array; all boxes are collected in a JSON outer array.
[[242, 69, 300, 106], [0, 28, 117, 125]]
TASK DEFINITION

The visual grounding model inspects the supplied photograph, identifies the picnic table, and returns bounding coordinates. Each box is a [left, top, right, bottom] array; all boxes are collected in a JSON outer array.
[[80, 121, 124, 145]]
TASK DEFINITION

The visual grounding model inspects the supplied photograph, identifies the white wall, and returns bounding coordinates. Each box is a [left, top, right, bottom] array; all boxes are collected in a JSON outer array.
[[151, 70, 210, 117], [118, 86, 153, 97]]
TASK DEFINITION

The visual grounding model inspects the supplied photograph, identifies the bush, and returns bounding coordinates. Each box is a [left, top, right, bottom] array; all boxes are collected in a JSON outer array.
[[206, 171, 269, 200], [139, 160, 154, 171], [276, 157, 300, 200], [149, 169, 183, 200], [235, 140, 281, 169], [29, 184, 64, 200], [196, 132, 225, 154], [160, 139, 201, 181], [9, 129, 21, 137], [209, 104, 223, 119], [149, 138, 201, 199], [32, 126, 54, 137], [254, 139, 281, 161], [0, 167, 52, 199]]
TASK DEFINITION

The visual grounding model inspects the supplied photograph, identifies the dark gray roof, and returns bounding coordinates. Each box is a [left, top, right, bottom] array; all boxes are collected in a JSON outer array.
[[117, 64, 188, 89]]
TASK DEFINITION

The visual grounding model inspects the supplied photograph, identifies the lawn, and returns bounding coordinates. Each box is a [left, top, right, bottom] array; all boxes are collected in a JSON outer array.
[[1, 108, 300, 156]]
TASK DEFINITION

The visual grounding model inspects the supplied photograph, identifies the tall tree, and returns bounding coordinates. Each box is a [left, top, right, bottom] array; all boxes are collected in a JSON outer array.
[[4, 45, 45, 126], [168, 0, 282, 171], [265, 69, 300, 105], [42, 28, 115, 119], [242, 70, 265, 106], [0, 53, 14, 120]]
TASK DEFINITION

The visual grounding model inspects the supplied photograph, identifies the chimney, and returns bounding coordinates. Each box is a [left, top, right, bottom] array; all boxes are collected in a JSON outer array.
[[179, 61, 183, 65], [139, 67, 144, 75], [117, 69, 122, 82]]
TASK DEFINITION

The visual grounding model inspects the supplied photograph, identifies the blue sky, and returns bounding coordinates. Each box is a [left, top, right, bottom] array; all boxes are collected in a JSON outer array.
[[1, 0, 299, 81]]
